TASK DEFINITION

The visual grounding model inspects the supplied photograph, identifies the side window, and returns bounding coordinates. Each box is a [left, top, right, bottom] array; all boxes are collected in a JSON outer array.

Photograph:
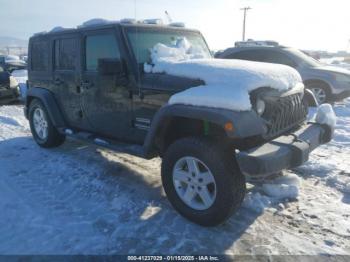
[[262, 51, 297, 68], [228, 50, 266, 62], [85, 34, 120, 71], [54, 38, 77, 70], [31, 40, 49, 71]]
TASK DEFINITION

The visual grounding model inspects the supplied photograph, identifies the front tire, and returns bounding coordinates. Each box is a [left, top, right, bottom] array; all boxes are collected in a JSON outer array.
[[161, 137, 246, 226], [306, 83, 330, 104], [29, 99, 65, 148]]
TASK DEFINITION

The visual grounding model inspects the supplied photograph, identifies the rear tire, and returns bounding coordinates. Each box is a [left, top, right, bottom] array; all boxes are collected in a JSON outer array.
[[161, 137, 246, 226], [29, 99, 65, 148]]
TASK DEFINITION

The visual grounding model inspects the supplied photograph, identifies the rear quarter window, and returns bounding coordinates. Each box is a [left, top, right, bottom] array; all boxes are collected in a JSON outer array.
[[227, 50, 266, 62], [31, 40, 50, 71], [54, 38, 78, 70], [228, 49, 297, 68]]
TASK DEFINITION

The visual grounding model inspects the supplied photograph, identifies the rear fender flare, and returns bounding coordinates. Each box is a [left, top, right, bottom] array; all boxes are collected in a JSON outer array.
[[25, 87, 66, 127]]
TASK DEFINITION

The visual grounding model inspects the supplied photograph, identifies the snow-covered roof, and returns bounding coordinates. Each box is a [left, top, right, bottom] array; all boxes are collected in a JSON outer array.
[[120, 18, 138, 24], [34, 18, 188, 37], [77, 18, 119, 29], [50, 26, 74, 33], [235, 40, 280, 48], [141, 18, 163, 25]]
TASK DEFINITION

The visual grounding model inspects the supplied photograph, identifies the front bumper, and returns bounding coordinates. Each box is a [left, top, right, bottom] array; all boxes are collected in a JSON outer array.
[[237, 122, 333, 177]]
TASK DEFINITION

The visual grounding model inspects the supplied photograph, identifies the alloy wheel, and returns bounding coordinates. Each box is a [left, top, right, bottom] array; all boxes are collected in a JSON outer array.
[[311, 87, 327, 104], [33, 107, 49, 140], [172, 156, 217, 210]]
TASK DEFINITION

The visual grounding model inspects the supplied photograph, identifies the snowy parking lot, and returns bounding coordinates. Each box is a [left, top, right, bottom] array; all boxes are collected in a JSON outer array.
[[0, 101, 350, 255]]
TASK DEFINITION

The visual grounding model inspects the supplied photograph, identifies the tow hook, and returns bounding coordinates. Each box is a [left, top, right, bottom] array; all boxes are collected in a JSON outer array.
[[290, 133, 306, 144]]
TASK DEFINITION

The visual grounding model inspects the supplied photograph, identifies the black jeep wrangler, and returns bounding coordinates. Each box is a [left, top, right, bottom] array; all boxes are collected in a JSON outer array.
[[25, 20, 333, 226]]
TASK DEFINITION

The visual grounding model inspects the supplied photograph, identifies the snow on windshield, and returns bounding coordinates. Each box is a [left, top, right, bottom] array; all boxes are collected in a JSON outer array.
[[127, 31, 211, 64], [145, 38, 303, 111]]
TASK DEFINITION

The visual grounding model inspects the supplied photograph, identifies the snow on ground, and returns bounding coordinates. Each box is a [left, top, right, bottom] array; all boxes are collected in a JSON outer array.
[[0, 101, 350, 255], [145, 39, 303, 111]]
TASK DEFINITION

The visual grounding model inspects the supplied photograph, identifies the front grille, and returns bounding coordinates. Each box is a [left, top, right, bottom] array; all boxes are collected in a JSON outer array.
[[262, 93, 307, 139]]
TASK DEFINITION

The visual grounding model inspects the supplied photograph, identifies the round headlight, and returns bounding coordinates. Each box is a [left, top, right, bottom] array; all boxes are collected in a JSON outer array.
[[256, 98, 266, 116]]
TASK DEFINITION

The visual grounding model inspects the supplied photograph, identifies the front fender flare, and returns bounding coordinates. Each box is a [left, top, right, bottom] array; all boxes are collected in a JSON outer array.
[[143, 104, 267, 158]]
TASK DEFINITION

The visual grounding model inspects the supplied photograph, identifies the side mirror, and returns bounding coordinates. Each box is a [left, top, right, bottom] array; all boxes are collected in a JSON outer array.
[[98, 58, 125, 76]]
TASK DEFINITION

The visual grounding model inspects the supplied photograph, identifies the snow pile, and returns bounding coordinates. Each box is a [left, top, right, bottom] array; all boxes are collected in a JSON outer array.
[[243, 173, 300, 213], [77, 18, 118, 28], [145, 38, 303, 111], [242, 192, 272, 213], [5, 55, 20, 62], [262, 173, 300, 199], [50, 26, 74, 33], [243, 173, 301, 213], [327, 175, 350, 194], [316, 103, 337, 128]]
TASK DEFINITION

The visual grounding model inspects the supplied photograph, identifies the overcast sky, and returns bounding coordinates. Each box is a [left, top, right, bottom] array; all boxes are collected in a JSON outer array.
[[0, 0, 349, 51]]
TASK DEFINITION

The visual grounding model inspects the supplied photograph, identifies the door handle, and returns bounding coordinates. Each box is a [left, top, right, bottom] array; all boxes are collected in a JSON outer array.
[[81, 81, 93, 89]]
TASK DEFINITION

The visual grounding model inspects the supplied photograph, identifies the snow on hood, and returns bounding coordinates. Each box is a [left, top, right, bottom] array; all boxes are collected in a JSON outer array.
[[144, 39, 303, 111]]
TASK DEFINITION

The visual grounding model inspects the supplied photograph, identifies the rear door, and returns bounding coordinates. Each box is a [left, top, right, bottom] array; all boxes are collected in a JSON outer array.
[[52, 35, 89, 129], [80, 29, 132, 140]]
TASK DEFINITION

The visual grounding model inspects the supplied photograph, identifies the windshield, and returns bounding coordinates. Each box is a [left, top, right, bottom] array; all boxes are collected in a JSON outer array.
[[126, 28, 211, 64], [285, 48, 322, 67]]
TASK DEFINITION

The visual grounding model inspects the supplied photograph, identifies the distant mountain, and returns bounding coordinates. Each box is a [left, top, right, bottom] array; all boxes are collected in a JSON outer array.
[[0, 36, 28, 48]]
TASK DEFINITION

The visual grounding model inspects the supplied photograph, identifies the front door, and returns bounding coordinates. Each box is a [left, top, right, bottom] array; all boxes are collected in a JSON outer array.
[[80, 29, 131, 140]]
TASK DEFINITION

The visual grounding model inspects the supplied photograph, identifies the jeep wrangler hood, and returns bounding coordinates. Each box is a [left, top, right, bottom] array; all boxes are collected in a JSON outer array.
[[144, 41, 304, 111]]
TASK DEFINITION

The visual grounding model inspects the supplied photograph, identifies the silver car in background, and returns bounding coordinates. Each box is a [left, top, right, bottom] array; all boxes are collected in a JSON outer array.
[[216, 41, 350, 104]]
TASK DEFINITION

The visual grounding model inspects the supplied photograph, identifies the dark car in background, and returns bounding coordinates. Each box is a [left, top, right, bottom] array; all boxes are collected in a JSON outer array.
[[216, 41, 350, 104], [0, 64, 20, 105]]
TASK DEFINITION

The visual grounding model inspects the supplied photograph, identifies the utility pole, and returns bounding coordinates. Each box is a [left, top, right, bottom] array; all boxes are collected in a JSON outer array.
[[165, 11, 172, 23], [240, 7, 251, 41]]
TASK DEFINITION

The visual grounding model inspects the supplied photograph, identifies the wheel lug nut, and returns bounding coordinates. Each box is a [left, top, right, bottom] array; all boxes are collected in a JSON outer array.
[[188, 178, 191, 182], [198, 186, 202, 191], [198, 178, 203, 183], [192, 173, 195, 177]]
